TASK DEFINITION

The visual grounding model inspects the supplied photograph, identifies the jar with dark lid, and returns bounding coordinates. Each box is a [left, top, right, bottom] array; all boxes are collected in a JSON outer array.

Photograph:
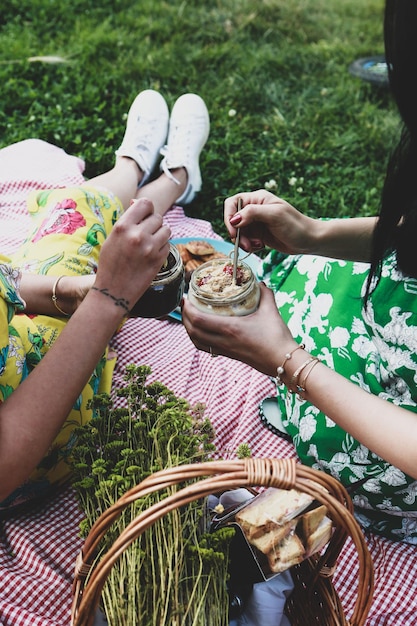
[[188, 258, 260, 316], [130, 243, 185, 318]]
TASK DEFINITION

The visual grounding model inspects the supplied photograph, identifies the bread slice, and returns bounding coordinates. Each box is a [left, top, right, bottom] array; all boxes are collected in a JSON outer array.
[[235, 487, 314, 540], [305, 516, 333, 557], [296, 504, 328, 541], [267, 533, 305, 573], [248, 520, 297, 554]]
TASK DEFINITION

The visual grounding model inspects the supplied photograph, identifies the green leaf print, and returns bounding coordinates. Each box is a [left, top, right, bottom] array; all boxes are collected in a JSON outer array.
[[39, 253, 65, 275], [86, 223, 106, 247], [0, 383, 14, 400]]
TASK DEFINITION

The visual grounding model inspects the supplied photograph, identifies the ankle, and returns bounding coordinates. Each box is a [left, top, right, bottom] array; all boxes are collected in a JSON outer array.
[[115, 155, 145, 186], [169, 166, 187, 186], [163, 167, 187, 198]]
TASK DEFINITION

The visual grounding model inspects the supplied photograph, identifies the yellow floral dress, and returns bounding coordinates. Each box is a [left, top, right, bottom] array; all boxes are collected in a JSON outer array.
[[0, 185, 122, 508]]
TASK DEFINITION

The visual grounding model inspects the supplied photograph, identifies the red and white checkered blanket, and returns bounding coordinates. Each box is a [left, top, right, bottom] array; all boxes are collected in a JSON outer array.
[[0, 139, 416, 625]]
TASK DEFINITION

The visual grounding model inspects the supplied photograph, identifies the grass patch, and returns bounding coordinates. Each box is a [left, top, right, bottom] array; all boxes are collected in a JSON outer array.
[[0, 0, 398, 238]]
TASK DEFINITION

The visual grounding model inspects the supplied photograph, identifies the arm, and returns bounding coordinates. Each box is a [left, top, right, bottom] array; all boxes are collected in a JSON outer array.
[[311, 216, 376, 261], [182, 285, 417, 480], [0, 198, 171, 500], [288, 352, 417, 480], [0, 290, 126, 499], [224, 190, 377, 262], [19, 273, 95, 316]]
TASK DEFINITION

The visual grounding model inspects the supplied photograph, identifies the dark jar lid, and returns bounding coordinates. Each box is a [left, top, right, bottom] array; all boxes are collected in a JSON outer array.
[[129, 243, 185, 318]]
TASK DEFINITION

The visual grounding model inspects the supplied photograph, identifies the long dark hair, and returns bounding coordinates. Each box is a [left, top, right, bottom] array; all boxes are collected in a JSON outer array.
[[367, 0, 417, 295]]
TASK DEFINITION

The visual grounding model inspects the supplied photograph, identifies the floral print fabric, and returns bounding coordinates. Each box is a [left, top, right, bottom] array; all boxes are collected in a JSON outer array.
[[0, 257, 42, 403], [261, 250, 417, 543], [0, 186, 122, 508]]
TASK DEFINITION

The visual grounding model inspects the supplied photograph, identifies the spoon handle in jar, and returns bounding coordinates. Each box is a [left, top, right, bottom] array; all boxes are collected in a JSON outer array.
[[232, 198, 242, 284]]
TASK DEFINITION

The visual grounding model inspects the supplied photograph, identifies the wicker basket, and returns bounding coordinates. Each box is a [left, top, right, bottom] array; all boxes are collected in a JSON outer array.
[[71, 458, 374, 626]]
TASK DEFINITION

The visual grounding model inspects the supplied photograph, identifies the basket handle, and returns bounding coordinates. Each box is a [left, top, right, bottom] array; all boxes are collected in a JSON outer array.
[[71, 458, 374, 626]]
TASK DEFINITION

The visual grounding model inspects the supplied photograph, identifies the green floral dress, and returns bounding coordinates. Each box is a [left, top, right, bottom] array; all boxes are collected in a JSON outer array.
[[261, 250, 417, 543], [0, 186, 122, 508]]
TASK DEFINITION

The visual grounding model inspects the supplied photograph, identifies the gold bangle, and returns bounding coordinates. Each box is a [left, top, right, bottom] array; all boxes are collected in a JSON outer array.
[[298, 358, 321, 397], [52, 275, 71, 316], [287, 357, 315, 394], [276, 343, 305, 386]]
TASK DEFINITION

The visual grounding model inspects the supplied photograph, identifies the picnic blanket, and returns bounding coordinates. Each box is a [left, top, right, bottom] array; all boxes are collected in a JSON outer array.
[[0, 139, 416, 625]]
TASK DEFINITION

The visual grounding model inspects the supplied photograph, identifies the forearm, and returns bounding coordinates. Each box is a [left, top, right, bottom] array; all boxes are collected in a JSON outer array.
[[0, 289, 124, 499], [281, 348, 417, 479], [19, 273, 94, 315], [311, 216, 377, 262], [224, 191, 377, 262]]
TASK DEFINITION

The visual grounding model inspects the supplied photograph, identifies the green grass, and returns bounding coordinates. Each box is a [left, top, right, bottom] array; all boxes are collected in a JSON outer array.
[[0, 0, 398, 238]]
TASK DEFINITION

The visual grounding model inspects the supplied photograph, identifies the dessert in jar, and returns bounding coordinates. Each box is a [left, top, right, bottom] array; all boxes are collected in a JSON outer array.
[[188, 258, 260, 316], [130, 243, 185, 318]]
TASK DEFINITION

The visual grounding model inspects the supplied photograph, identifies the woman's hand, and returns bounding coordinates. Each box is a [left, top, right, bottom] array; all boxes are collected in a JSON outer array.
[[94, 197, 171, 313], [19, 198, 171, 317], [182, 283, 297, 377], [225, 190, 377, 262], [224, 190, 319, 255]]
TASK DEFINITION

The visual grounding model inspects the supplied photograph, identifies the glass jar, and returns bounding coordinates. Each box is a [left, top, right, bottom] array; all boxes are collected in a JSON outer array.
[[188, 258, 260, 316], [130, 243, 185, 318]]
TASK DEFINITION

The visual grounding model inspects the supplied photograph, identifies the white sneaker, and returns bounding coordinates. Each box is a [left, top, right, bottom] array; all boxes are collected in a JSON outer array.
[[115, 89, 169, 186], [160, 93, 210, 205]]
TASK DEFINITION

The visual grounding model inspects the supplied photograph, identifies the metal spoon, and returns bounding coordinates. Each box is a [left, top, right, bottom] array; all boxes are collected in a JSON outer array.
[[232, 197, 242, 284]]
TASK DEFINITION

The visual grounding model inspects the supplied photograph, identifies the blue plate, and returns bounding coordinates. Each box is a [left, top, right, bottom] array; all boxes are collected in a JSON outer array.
[[169, 237, 262, 322]]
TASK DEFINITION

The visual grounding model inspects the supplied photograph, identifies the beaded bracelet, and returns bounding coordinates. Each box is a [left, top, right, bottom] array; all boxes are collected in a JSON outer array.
[[52, 275, 71, 317], [275, 343, 305, 386]]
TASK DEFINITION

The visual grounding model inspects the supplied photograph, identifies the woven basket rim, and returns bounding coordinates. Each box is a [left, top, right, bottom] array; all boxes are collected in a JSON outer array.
[[71, 458, 374, 626]]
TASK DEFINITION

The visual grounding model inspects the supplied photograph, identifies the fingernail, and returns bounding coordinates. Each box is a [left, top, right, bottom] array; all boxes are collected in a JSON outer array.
[[230, 213, 242, 225], [130, 199, 136, 205]]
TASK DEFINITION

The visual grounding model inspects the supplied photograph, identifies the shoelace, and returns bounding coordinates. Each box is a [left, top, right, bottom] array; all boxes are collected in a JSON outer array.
[[160, 130, 184, 186]]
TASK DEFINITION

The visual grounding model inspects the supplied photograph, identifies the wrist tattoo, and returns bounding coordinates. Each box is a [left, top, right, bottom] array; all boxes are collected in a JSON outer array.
[[91, 286, 130, 313]]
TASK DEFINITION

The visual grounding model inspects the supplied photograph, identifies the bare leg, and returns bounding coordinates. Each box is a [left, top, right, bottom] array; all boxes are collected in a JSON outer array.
[[84, 159, 187, 217], [135, 167, 187, 216], [82, 156, 144, 211], [81, 91, 208, 216]]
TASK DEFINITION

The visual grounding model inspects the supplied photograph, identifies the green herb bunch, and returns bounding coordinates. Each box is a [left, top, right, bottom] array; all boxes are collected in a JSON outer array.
[[70, 364, 234, 626]]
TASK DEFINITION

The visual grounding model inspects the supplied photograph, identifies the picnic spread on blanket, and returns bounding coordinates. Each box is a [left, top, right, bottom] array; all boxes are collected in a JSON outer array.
[[0, 139, 417, 625]]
